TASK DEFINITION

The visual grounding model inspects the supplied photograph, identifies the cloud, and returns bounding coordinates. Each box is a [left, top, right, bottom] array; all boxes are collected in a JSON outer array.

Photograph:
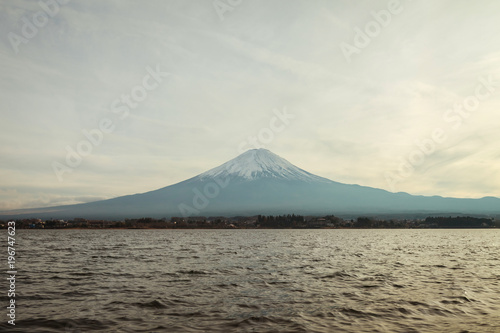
[[1, 0, 499, 210], [0, 188, 109, 211]]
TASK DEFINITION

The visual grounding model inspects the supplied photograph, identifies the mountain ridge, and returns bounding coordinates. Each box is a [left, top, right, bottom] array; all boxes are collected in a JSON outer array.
[[197, 149, 333, 183], [1, 149, 499, 219]]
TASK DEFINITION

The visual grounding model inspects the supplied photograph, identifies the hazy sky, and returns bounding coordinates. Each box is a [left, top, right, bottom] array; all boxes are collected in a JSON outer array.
[[1, 0, 500, 210]]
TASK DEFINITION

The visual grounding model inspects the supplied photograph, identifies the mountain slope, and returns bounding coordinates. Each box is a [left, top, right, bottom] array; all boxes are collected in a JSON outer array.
[[1, 149, 499, 219], [197, 149, 331, 183]]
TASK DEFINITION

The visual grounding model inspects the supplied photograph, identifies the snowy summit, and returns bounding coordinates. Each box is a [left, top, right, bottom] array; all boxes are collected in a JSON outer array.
[[197, 149, 330, 183], [2, 148, 500, 219]]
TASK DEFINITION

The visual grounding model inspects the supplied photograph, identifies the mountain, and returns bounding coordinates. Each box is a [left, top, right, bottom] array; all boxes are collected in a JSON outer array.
[[197, 148, 331, 183], [2, 149, 500, 219]]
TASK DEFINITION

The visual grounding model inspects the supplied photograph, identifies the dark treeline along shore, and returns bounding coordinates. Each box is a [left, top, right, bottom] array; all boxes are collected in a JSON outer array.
[[2, 215, 499, 230]]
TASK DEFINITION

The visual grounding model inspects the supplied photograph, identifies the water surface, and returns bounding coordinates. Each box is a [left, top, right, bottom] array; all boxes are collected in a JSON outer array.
[[3, 229, 500, 332]]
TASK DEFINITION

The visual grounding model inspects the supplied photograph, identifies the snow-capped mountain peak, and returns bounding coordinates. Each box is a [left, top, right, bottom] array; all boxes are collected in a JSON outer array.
[[197, 149, 330, 182]]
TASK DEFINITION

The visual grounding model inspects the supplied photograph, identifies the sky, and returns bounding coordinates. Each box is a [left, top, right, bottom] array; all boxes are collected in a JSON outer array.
[[1, 0, 500, 210]]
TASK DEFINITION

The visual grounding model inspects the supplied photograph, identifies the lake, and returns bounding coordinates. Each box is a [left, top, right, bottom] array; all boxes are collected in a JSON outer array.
[[3, 229, 500, 332]]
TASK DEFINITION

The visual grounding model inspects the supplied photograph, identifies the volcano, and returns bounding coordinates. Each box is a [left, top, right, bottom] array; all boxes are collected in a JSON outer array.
[[2, 149, 499, 219]]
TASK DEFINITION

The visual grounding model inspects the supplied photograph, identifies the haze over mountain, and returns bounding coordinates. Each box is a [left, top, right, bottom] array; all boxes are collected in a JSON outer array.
[[1, 149, 499, 220]]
